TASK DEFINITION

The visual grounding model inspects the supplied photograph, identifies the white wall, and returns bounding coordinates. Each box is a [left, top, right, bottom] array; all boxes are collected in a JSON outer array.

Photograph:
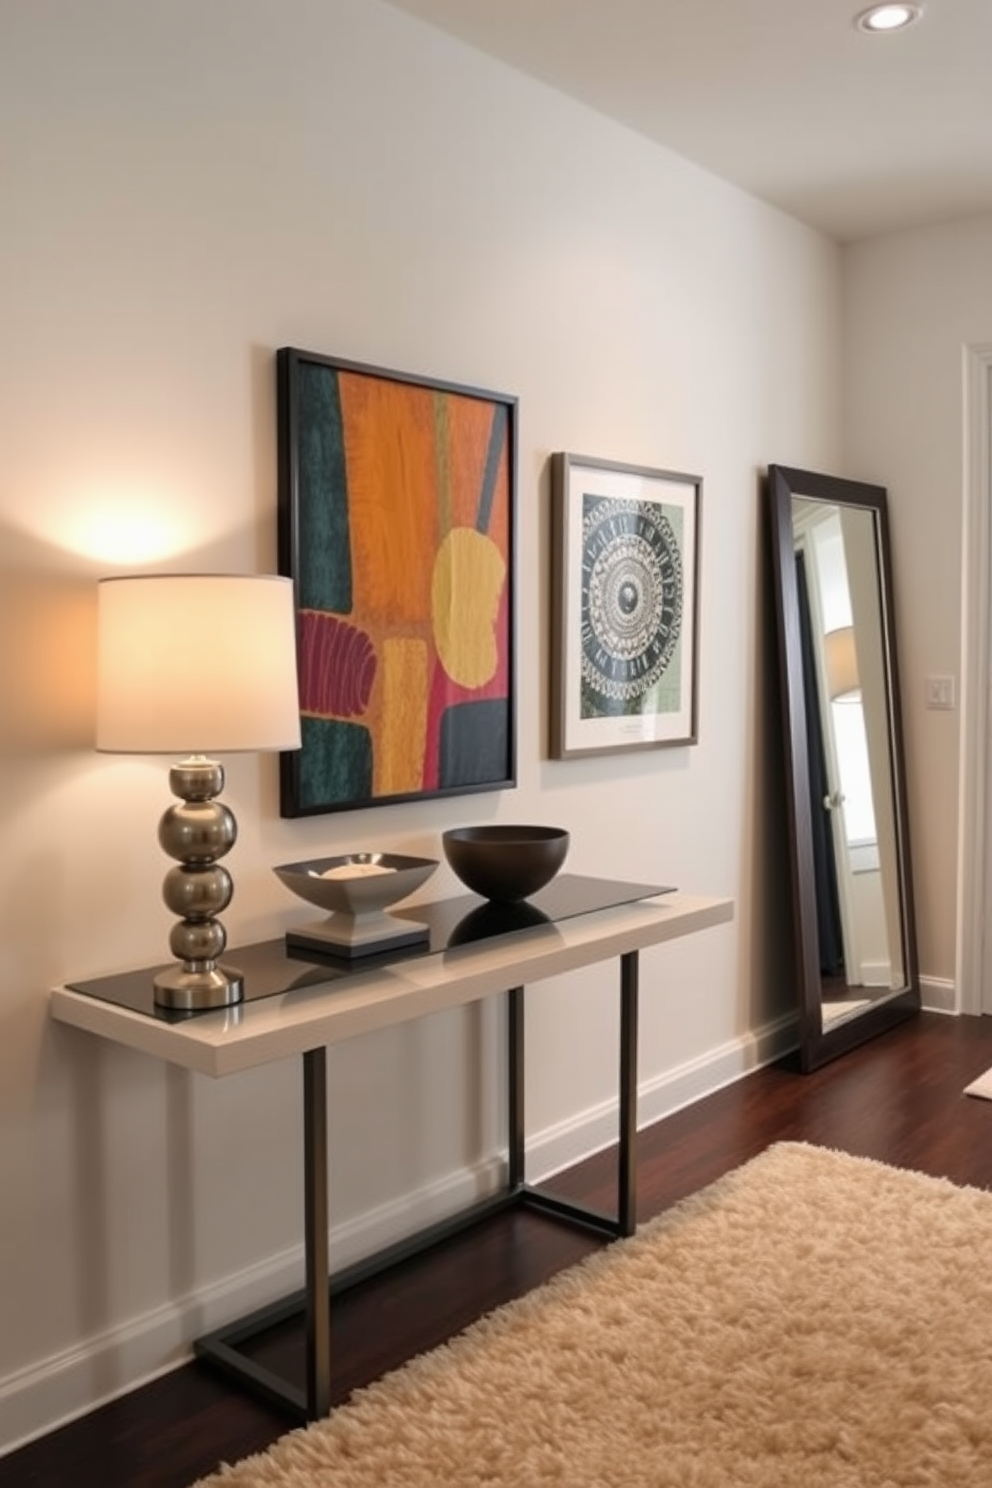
[[0, 0, 841, 1449], [842, 213, 992, 995]]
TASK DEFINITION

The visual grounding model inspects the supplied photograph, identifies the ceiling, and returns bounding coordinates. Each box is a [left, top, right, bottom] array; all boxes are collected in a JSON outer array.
[[384, 0, 992, 243]]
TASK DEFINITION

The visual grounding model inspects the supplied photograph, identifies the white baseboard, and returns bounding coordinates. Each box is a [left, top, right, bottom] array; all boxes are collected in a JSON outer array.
[[528, 1012, 799, 1182], [921, 974, 957, 1014], [0, 1249, 299, 1457], [0, 1009, 803, 1457], [0, 1156, 503, 1456]]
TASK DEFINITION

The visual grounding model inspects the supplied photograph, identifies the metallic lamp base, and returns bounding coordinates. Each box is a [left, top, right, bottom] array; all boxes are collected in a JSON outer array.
[[153, 962, 245, 1011], [152, 755, 243, 1013]]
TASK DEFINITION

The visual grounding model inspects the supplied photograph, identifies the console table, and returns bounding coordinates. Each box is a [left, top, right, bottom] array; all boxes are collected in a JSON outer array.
[[50, 878, 733, 1422]]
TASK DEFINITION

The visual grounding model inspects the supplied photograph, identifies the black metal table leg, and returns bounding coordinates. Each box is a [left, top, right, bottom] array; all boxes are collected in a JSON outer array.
[[192, 1046, 331, 1420], [195, 949, 644, 1417], [512, 948, 641, 1240], [507, 986, 525, 1189], [303, 1046, 330, 1418], [617, 950, 639, 1236]]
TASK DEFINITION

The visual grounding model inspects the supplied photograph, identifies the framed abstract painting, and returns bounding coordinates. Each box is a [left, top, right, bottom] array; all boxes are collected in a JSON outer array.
[[277, 347, 517, 816], [550, 452, 701, 759]]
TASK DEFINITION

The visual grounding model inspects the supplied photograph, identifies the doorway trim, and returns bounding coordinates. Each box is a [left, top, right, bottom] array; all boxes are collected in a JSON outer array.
[[955, 342, 992, 1015]]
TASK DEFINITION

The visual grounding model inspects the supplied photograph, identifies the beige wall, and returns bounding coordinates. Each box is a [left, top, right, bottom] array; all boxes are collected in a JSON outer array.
[[842, 213, 992, 994], [0, 0, 842, 1448]]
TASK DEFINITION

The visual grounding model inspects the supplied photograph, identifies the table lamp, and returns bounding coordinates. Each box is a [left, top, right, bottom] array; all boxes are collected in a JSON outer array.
[[96, 573, 302, 1011]]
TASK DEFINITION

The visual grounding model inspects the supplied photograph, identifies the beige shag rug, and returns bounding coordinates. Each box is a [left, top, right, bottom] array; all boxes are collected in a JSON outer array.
[[964, 1064, 992, 1100], [193, 1143, 992, 1486]]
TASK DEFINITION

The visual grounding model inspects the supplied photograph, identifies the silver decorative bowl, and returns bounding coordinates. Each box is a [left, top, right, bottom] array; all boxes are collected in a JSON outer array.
[[274, 853, 438, 957], [442, 825, 570, 903]]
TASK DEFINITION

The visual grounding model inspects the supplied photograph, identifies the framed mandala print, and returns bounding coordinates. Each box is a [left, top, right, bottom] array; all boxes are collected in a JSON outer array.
[[550, 453, 701, 758]]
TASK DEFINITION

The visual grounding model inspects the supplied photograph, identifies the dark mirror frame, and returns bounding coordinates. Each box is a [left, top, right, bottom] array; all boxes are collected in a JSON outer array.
[[767, 464, 920, 1071]]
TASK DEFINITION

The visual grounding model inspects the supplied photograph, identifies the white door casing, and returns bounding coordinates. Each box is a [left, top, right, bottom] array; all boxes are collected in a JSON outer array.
[[956, 343, 992, 1014]]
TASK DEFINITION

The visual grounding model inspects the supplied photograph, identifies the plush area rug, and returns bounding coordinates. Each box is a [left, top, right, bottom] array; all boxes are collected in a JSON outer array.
[[193, 1142, 992, 1486], [964, 1065, 992, 1100]]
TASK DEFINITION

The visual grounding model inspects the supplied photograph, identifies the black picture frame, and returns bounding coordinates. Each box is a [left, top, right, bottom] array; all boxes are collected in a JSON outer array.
[[277, 347, 517, 817]]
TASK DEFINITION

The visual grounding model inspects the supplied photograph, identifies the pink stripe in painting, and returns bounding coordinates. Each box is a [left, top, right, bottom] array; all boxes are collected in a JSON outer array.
[[299, 610, 377, 718]]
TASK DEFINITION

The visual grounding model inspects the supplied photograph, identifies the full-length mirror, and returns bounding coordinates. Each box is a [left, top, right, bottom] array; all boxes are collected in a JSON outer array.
[[767, 465, 919, 1071]]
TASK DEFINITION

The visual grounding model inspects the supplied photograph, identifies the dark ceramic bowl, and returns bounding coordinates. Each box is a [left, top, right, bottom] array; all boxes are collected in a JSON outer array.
[[442, 825, 569, 903]]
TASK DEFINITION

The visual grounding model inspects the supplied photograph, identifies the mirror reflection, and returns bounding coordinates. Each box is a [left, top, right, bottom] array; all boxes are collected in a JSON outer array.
[[768, 466, 919, 1071], [792, 498, 904, 1028]]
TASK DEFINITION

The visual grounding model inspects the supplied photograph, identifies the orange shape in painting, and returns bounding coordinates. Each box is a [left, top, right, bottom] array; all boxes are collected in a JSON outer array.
[[337, 375, 440, 625], [431, 528, 506, 689], [376, 638, 429, 796]]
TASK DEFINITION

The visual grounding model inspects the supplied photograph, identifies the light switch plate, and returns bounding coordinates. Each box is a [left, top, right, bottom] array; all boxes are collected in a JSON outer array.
[[925, 675, 955, 710]]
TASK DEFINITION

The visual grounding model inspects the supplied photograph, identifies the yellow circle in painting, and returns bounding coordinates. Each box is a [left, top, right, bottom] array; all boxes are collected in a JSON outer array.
[[431, 528, 506, 688]]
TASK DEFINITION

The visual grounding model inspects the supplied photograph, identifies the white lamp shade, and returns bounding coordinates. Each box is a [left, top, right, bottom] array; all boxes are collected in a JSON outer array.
[[97, 574, 302, 754], [824, 625, 860, 701]]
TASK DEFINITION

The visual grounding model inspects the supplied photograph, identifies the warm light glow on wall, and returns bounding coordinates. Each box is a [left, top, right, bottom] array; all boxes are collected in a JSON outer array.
[[8, 463, 239, 566], [37, 482, 193, 564], [0, 576, 97, 752]]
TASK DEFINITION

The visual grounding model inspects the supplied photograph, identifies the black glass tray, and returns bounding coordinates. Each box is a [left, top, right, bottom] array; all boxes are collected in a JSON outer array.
[[66, 875, 674, 1023]]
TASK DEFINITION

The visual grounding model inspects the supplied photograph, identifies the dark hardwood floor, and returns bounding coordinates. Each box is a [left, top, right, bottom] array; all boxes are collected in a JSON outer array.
[[5, 1010, 992, 1488]]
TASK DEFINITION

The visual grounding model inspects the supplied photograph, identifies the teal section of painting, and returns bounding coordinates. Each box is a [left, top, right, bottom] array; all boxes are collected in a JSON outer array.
[[297, 717, 372, 810], [297, 362, 351, 614]]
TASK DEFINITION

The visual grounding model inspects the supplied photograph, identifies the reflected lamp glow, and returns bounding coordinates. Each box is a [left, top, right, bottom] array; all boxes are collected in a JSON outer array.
[[97, 574, 302, 1010], [824, 625, 860, 702]]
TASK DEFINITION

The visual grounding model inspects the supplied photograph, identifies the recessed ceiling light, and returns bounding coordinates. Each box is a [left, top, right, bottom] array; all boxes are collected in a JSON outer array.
[[855, 4, 923, 32]]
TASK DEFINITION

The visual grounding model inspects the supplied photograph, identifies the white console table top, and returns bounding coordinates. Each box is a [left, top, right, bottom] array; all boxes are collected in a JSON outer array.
[[51, 891, 733, 1079]]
